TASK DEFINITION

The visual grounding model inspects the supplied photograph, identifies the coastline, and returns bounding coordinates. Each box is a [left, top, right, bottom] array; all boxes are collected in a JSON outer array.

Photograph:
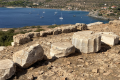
[[0, 7, 110, 29], [4, 6, 110, 20], [87, 10, 114, 21]]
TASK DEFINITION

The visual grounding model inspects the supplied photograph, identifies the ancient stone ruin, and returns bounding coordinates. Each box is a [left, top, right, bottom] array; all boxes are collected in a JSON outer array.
[[72, 31, 101, 53], [1, 21, 120, 80], [98, 32, 119, 46], [0, 59, 16, 80], [50, 42, 75, 58], [13, 44, 44, 68]]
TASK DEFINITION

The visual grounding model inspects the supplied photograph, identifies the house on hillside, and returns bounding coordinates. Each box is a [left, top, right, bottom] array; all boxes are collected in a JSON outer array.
[[33, 3, 39, 6], [101, 7, 108, 10], [111, 6, 116, 9], [66, 6, 72, 10]]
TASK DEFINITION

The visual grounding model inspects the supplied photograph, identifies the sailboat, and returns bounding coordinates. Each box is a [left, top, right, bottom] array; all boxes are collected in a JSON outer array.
[[43, 10, 45, 13], [29, 8, 32, 14], [59, 13, 63, 20], [37, 10, 40, 15], [54, 9, 58, 15], [40, 13, 44, 18], [52, 20, 56, 25]]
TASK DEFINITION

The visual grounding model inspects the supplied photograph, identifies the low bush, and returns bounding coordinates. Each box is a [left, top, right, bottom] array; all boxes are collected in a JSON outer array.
[[48, 25, 58, 28], [98, 13, 102, 16], [36, 25, 41, 28], [0, 29, 15, 46], [19, 30, 27, 34], [34, 28, 44, 32], [31, 26, 36, 28]]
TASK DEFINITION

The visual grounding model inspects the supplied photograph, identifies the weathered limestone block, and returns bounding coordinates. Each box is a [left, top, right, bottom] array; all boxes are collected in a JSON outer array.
[[0, 46, 6, 51], [13, 44, 44, 68], [67, 25, 77, 32], [26, 32, 40, 38], [13, 34, 30, 44], [25, 32, 34, 38], [99, 32, 119, 46], [87, 22, 103, 27], [0, 59, 16, 80], [40, 31, 48, 37], [50, 42, 75, 58], [46, 29, 53, 35], [61, 27, 71, 33], [72, 31, 101, 53], [33, 32, 40, 37], [75, 23, 87, 30], [53, 28, 62, 35], [11, 42, 17, 47], [109, 20, 120, 25]]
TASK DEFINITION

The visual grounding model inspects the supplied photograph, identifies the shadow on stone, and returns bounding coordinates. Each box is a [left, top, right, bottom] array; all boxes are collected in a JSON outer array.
[[67, 48, 82, 57], [98, 43, 111, 53], [8, 65, 27, 80]]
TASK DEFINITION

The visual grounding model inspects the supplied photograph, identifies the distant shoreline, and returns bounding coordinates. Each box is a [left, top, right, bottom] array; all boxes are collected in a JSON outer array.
[[0, 7, 109, 29]]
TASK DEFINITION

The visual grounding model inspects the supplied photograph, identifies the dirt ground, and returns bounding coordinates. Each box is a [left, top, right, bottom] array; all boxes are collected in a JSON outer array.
[[1, 23, 120, 80]]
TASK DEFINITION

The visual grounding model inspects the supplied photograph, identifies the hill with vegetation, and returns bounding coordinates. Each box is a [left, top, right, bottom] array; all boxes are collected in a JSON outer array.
[[0, 0, 120, 10], [0, 0, 120, 19]]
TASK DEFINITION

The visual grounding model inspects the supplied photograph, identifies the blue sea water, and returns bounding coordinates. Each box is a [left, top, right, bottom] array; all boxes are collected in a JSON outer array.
[[0, 8, 109, 28]]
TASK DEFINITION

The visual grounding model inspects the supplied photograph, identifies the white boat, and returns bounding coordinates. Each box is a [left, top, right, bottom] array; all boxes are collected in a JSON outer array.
[[43, 11, 45, 13], [37, 10, 40, 15], [29, 8, 32, 14], [52, 20, 56, 25], [54, 12, 57, 15], [40, 13, 44, 18], [59, 13, 63, 20], [40, 16, 44, 18], [54, 10, 58, 15]]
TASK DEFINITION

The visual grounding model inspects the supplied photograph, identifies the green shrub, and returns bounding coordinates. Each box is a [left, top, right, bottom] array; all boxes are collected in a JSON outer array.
[[98, 13, 102, 16], [7, 29, 15, 33], [31, 26, 36, 28], [34, 28, 44, 32], [22, 26, 29, 29], [36, 25, 41, 28], [109, 13, 115, 16], [28, 30, 32, 32], [0, 29, 16, 46], [48, 25, 58, 28], [20, 30, 27, 34]]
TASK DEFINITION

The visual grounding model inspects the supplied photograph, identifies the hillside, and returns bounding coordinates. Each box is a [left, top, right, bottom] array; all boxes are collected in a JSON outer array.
[[1, 0, 120, 10], [1, 20, 120, 80]]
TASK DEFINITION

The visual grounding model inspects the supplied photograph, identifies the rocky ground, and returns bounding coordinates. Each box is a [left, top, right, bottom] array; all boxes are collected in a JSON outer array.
[[1, 22, 120, 80]]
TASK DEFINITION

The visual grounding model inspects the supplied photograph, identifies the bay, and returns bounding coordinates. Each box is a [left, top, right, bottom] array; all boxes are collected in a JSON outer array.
[[0, 8, 109, 28]]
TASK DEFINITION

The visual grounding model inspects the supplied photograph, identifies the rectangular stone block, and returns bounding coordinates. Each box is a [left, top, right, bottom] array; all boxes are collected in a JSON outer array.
[[99, 32, 119, 46]]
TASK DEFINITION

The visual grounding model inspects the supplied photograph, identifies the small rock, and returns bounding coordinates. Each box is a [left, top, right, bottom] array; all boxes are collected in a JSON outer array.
[[103, 71, 111, 76], [78, 56, 83, 59], [60, 77, 67, 80], [85, 62, 89, 65], [94, 73, 99, 76], [118, 74, 120, 77], [99, 69, 105, 73], [29, 67, 35, 71], [80, 77, 86, 80], [67, 61, 71, 65], [67, 70, 73, 73], [39, 71, 44, 74], [78, 59, 84, 62], [67, 65, 72, 68], [77, 65, 84, 67], [27, 74, 34, 80], [92, 69, 98, 73], [98, 77, 101, 80]]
